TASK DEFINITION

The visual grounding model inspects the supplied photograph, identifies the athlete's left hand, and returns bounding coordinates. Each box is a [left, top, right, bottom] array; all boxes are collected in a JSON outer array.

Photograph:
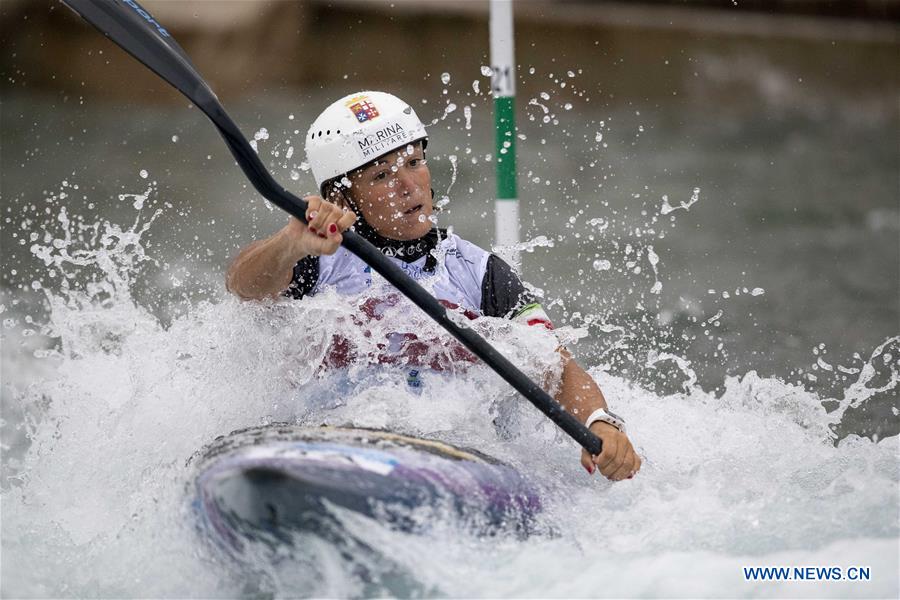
[[581, 422, 641, 481]]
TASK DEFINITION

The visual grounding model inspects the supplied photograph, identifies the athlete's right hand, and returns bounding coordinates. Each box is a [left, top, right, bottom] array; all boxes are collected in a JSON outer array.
[[287, 195, 357, 257]]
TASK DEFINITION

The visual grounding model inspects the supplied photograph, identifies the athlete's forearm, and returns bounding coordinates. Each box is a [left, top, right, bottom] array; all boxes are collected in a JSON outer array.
[[554, 349, 609, 422], [226, 225, 307, 300]]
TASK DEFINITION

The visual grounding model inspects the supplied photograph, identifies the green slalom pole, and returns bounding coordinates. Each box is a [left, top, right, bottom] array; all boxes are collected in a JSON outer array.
[[490, 0, 519, 251]]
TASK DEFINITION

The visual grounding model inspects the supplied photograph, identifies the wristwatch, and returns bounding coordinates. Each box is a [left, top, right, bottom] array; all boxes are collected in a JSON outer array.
[[584, 408, 626, 433]]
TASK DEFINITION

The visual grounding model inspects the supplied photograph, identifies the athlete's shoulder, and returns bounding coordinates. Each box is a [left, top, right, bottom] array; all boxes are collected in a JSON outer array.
[[479, 254, 554, 328], [440, 232, 490, 263]]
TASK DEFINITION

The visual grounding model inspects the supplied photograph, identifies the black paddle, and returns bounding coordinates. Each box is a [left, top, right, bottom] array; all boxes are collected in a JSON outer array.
[[59, 0, 603, 456]]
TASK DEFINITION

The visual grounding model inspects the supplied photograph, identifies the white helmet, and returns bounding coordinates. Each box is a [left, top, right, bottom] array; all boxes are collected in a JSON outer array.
[[305, 91, 428, 194]]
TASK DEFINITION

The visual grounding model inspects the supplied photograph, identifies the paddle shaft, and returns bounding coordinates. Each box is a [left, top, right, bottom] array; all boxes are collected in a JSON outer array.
[[60, 0, 603, 456]]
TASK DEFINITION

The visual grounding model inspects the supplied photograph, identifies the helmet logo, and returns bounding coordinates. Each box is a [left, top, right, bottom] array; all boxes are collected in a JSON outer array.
[[358, 122, 409, 158], [345, 95, 380, 123]]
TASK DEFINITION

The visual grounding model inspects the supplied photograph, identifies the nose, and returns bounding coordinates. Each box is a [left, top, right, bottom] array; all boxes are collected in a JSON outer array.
[[394, 164, 416, 196]]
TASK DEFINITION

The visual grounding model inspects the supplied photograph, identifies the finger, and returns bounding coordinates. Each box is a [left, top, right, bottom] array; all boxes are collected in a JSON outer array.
[[307, 199, 337, 233], [612, 437, 629, 477], [619, 443, 641, 480], [631, 452, 644, 475], [304, 196, 322, 223], [309, 205, 333, 233], [594, 438, 617, 471], [337, 209, 357, 231], [580, 450, 595, 475], [600, 436, 628, 478], [610, 451, 635, 481], [322, 210, 346, 238], [314, 210, 343, 250]]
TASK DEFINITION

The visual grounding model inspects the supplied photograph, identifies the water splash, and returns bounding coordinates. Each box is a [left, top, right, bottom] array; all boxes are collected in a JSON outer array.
[[2, 175, 897, 598], [249, 127, 270, 153], [660, 187, 701, 215], [429, 103, 457, 126]]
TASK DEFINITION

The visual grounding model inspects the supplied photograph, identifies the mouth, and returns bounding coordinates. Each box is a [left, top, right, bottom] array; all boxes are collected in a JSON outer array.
[[402, 203, 424, 216]]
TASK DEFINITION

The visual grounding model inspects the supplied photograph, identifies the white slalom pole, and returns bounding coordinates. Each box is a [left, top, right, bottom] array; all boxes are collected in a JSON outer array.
[[490, 0, 519, 252]]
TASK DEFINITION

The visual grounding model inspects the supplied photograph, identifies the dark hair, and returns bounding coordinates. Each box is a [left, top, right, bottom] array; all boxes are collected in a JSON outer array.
[[321, 178, 352, 210]]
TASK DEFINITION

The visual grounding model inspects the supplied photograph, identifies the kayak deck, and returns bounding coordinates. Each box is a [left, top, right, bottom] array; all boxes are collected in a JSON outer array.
[[191, 425, 542, 556]]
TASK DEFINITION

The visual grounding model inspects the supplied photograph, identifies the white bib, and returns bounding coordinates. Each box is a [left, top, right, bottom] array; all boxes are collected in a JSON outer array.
[[313, 232, 490, 313]]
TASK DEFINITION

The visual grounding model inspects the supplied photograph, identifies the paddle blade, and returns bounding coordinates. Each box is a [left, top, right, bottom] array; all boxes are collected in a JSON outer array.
[[61, 0, 216, 107], [60, 0, 308, 222]]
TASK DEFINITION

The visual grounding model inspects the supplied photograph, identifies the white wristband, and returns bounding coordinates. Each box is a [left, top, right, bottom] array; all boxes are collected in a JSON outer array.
[[585, 408, 626, 433]]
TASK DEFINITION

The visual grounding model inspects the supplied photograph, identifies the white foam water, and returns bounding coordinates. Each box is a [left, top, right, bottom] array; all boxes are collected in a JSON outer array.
[[1, 198, 897, 598]]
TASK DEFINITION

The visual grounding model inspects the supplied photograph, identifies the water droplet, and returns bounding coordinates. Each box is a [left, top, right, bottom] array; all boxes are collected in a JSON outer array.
[[480, 65, 493, 77], [441, 72, 451, 85], [564, 103, 573, 110], [592, 259, 611, 271], [171, 135, 178, 143], [139, 169, 148, 179]]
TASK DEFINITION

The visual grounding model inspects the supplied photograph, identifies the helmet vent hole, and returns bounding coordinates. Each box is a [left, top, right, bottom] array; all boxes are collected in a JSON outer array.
[[326, 129, 330, 135]]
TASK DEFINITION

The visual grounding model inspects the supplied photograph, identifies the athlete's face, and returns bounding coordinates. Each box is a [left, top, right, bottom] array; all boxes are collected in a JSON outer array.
[[345, 142, 433, 241]]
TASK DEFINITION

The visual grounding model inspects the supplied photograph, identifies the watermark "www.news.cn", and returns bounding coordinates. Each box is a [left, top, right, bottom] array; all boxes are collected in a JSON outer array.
[[743, 566, 871, 582]]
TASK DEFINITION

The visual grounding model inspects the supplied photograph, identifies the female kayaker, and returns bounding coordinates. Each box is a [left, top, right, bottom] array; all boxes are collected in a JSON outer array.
[[227, 91, 641, 481]]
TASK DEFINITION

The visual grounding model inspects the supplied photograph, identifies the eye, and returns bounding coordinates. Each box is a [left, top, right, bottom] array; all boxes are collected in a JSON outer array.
[[373, 170, 388, 181]]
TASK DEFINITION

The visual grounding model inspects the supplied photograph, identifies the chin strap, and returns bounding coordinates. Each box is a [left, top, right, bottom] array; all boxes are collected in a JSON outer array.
[[331, 185, 443, 270]]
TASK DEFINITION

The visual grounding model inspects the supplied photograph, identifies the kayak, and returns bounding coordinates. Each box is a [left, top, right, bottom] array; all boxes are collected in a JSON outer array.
[[191, 425, 542, 559]]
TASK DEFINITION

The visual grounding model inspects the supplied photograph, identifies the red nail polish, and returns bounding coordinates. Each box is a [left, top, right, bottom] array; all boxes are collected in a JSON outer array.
[[309, 226, 317, 233], [328, 223, 338, 234], [584, 464, 594, 474], [318, 233, 326, 239]]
